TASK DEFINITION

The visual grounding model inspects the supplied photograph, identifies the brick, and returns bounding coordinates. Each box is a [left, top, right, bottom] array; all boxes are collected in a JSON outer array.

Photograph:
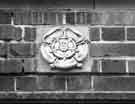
[[91, 60, 100, 72], [16, 77, 37, 91], [90, 28, 100, 41], [102, 28, 125, 41], [23, 58, 37, 72], [90, 44, 135, 57], [0, 77, 14, 91], [102, 11, 131, 25], [67, 75, 91, 91], [102, 60, 126, 73], [94, 76, 135, 91], [66, 12, 75, 24], [128, 61, 135, 73], [0, 42, 7, 57], [24, 27, 36, 41], [76, 12, 87, 24], [8, 43, 36, 58], [0, 10, 11, 24], [14, 10, 32, 25], [127, 28, 135, 40], [37, 75, 65, 91], [47, 12, 57, 25], [0, 59, 22, 73], [0, 26, 22, 41], [56, 12, 63, 25]]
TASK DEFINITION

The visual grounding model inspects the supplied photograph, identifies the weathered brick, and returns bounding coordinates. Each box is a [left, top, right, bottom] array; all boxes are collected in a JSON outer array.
[[66, 12, 75, 24], [67, 75, 91, 91], [102, 28, 125, 41], [0, 10, 11, 24], [102, 60, 126, 73], [0, 42, 7, 57], [127, 28, 135, 40], [57, 12, 63, 25], [94, 76, 135, 91], [24, 27, 36, 41], [16, 77, 37, 91], [128, 61, 135, 73], [91, 60, 100, 72], [37, 75, 65, 91], [90, 44, 135, 57], [76, 12, 87, 24], [0, 59, 22, 73], [47, 12, 57, 25], [90, 27, 100, 41], [23, 58, 37, 72], [14, 10, 32, 25], [0, 77, 14, 91], [0, 26, 22, 41], [8, 43, 36, 58]]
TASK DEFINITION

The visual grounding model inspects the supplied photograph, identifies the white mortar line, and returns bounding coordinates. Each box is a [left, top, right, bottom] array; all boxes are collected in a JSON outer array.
[[14, 77, 17, 92], [92, 57, 135, 60], [91, 76, 94, 90], [125, 27, 128, 41], [91, 41, 135, 44], [99, 60, 102, 72], [99, 27, 102, 41], [62, 13, 66, 25], [65, 76, 68, 91], [126, 60, 129, 73]]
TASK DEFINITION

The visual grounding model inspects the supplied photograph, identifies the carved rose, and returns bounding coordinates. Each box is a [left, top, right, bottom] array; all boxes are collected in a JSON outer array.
[[40, 27, 89, 69]]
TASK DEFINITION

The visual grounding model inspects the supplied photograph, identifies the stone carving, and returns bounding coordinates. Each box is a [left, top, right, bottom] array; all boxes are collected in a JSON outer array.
[[40, 26, 89, 69]]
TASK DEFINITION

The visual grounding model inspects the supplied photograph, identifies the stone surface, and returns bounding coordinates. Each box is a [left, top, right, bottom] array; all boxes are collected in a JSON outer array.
[[102, 60, 126, 73], [93, 76, 135, 91], [102, 28, 125, 41], [67, 75, 91, 91]]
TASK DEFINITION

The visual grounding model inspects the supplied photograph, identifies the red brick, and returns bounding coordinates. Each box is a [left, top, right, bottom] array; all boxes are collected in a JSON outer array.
[[0, 77, 14, 91], [24, 27, 36, 41], [94, 76, 135, 91], [67, 75, 91, 91], [128, 61, 135, 73], [102, 28, 125, 41], [90, 44, 135, 57], [8, 43, 36, 58], [91, 60, 100, 72], [90, 27, 100, 41], [66, 12, 75, 24], [16, 76, 37, 91], [127, 28, 135, 40], [0, 26, 22, 41], [23, 58, 37, 72], [37, 75, 65, 91], [0, 42, 7, 57], [102, 60, 126, 73], [0, 10, 11, 24]]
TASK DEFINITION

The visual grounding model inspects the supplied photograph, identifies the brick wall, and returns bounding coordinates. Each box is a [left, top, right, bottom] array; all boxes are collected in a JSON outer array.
[[1, 8, 135, 100]]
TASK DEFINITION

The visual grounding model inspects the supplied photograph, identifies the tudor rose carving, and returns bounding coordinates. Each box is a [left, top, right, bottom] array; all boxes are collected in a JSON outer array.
[[40, 26, 89, 69]]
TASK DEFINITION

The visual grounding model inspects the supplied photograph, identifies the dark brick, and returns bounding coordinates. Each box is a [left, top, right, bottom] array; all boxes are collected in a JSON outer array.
[[91, 60, 100, 72], [127, 28, 135, 40], [66, 12, 75, 24], [76, 12, 87, 24], [90, 43, 135, 57], [102, 60, 126, 73], [90, 28, 100, 41], [0, 10, 11, 24], [14, 10, 32, 25], [0, 42, 7, 57], [23, 58, 37, 72], [102, 28, 125, 41], [8, 43, 36, 58], [0, 77, 14, 91], [128, 61, 135, 73], [0, 59, 22, 73], [37, 75, 65, 91], [94, 76, 135, 91], [67, 75, 91, 91], [0, 26, 22, 41], [46, 12, 57, 25], [24, 27, 36, 41], [87, 12, 104, 25], [16, 77, 37, 91]]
